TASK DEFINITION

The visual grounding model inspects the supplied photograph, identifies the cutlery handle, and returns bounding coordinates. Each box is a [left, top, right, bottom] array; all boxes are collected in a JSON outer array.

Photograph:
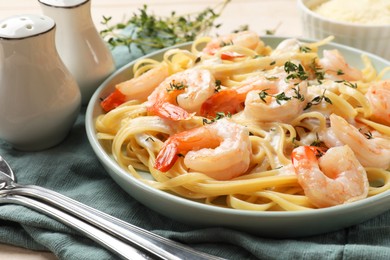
[[10, 185, 221, 260], [2, 194, 152, 260]]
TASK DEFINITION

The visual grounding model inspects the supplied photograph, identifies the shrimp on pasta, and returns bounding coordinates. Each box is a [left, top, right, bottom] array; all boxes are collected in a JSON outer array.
[[365, 79, 390, 126], [322, 114, 390, 169], [200, 74, 279, 118], [319, 49, 363, 81], [201, 65, 308, 122], [101, 64, 169, 112], [147, 68, 216, 120], [154, 118, 252, 180], [96, 30, 390, 212], [243, 78, 308, 122], [292, 145, 369, 208], [202, 30, 267, 58]]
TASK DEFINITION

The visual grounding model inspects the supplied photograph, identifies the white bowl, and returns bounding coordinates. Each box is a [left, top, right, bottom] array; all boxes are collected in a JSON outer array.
[[86, 36, 390, 238], [298, 0, 390, 61]]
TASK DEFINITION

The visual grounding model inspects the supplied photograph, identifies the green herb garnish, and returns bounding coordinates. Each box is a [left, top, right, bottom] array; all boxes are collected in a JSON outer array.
[[310, 133, 323, 147], [364, 131, 374, 139], [145, 136, 155, 142], [265, 22, 281, 35], [309, 59, 325, 84], [258, 86, 304, 105], [215, 79, 222, 92], [274, 92, 292, 105], [258, 89, 271, 103], [100, 1, 230, 53], [359, 128, 374, 139], [292, 86, 305, 102], [284, 61, 308, 81], [335, 79, 358, 89], [220, 40, 233, 47], [339, 80, 358, 89], [167, 81, 187, 92], [299, 45, 312, 53], [266, 76, 278, 81], [292, 137, 299, 148], [304, 89, 332, 110], [202, 111, 231, 124]]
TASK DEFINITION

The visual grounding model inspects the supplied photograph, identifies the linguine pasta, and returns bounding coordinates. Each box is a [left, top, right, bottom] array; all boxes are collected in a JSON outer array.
[[96, 33, 390, 211]]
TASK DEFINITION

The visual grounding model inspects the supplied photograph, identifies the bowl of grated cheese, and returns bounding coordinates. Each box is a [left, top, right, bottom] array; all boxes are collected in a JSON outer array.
[[298, 0, 390, 60]]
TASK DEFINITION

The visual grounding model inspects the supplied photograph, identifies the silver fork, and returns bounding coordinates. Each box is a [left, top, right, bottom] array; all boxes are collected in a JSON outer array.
[[0, 193, 153, 259], [0, 156, 223, 260]]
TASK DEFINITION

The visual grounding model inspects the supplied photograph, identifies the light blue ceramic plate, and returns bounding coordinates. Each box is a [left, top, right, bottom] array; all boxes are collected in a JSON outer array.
[[86, 36, 390, 238]]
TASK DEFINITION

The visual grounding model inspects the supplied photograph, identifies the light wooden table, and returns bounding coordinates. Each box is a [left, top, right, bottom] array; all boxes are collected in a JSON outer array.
[[0, 0, 300, 259]]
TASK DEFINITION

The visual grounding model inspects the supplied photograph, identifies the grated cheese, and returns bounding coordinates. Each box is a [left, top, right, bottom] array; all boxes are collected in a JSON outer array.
[[312, 0, 390, 25]]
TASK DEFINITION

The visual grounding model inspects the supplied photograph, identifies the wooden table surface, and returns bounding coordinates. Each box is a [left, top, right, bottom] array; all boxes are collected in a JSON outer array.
[[0, 0, 300, 259]]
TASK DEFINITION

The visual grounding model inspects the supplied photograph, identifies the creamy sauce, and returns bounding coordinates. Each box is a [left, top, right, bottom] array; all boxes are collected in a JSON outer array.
[[312, 0, 390, 25]]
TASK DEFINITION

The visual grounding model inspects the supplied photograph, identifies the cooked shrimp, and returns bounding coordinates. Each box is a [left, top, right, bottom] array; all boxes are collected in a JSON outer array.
[[202, 30, 262, 56], [147, 68, 216, 120], [154, 118, 252, 180], [319, 49, 363, 81], [291, 145, 369, 208], [101, 65, 169, 112], [201, 65, 308, 121], [365, 79, 390, 126], [323, 114, 390, 169], [271, 38, 301, 56], [200, 76, 276, 118], [243, 74, 308, 123]]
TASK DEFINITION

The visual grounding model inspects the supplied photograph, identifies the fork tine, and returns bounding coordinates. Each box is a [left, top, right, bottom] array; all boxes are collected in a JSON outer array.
[[0, 156, 15, 181]]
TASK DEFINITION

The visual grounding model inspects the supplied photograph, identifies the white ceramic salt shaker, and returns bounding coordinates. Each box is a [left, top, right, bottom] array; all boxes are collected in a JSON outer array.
[[0, 14, 81, 151], [39, 0, 116, 105]]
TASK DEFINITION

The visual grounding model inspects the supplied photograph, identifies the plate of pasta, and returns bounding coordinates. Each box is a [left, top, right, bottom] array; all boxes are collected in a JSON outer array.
[[86, 33, 390, 237]]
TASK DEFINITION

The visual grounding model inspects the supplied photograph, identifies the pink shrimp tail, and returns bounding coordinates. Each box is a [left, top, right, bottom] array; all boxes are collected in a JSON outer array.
[[155, 142, 180, 172], [148, 101, 190, 121], [200, 89, 243, 118], [100, 89, 126, 112]]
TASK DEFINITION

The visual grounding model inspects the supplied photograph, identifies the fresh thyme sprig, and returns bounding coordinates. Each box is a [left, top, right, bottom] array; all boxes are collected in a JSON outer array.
[[258, 89, 270, 103], [336, 79, 358, 89], [100, 1, 231, 54], [284, 61, 308, 81], [308, 59, 325, 84], [258, 86, 304, 105], [265, 22, 281, 35], [292, 85, 305, 101], [202, 112, 231, 124], [166, 81, 187, 92], [359, 128, 374, 139], [145, 136, 155, 142], [220, 40, 234, 47], [299, 45, 312, 53], [304, 89, 332, 110], [215, 79, 222, 92], [364, 131, 374, 139], [310, 133, 324, 147], [274, 92, 292, 104]]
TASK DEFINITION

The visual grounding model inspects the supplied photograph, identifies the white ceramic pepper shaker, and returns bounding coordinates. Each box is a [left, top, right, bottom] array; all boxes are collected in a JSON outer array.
[[38, 0, 116, 105], [0, 14, 81, 151]]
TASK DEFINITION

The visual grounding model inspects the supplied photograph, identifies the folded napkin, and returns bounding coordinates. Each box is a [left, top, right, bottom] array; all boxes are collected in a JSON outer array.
[[1, 43, 390, 260]]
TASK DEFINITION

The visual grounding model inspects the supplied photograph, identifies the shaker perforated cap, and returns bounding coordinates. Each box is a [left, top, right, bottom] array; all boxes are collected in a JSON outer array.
[[0, 14, 55, 39], [38, 0, 89, 8]]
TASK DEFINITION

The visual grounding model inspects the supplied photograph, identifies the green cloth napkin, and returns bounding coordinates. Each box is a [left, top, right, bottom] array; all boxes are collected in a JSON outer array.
[[1, 44, 390, 260]]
